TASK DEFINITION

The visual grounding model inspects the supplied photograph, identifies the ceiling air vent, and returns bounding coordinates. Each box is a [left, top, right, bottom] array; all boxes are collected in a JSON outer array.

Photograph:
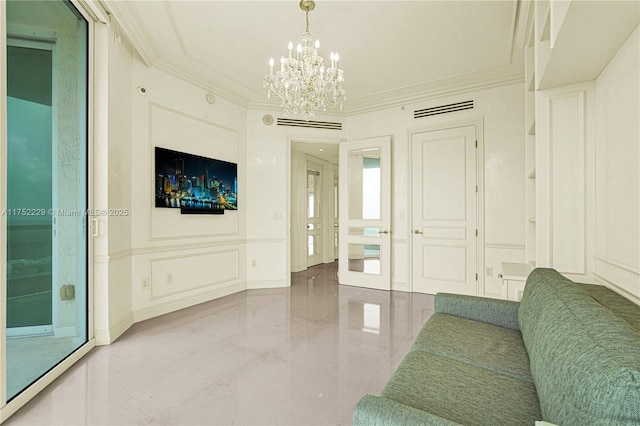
[[277, 118, 342, 130], [414, 100, 474, 119]]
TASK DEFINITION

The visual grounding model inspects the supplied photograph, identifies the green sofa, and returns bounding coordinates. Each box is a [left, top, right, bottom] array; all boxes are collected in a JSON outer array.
[[353, 268, 640, 425]]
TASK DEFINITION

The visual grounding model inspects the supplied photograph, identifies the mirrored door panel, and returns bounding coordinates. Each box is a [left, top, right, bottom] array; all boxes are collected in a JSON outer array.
[[339, 137, 391, 290]]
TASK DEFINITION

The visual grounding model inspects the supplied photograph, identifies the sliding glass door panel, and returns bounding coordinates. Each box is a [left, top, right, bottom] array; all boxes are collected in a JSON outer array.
[[5, 0, 88, 401]]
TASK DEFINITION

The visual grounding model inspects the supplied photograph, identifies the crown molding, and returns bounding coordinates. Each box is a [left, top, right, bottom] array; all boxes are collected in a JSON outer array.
[[102, 0, 160, 66], [153, 59, 251, 108], [342, 71, 525, 116], [248, 72, 524, 117], [101, 0, 524, 117]]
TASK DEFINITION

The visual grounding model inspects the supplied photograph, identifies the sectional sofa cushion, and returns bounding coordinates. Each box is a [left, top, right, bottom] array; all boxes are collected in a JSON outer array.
[[434, 293, 520, 331], [380, 351, 542, 426], [575, 282, 640, 331], [518, 268, 640, 424], [412, 313, 534, 383], [353, 395, 461, 426]]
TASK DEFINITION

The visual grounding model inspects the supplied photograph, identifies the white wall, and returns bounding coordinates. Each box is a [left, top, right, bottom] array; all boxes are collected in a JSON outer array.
[[105, 27, 134, 341], [128, 60, 247, 322], [594, 26, 640, 303], [92, 22, 136, 345], [344, 83, 526, 297], [245, 109, 344, 288]]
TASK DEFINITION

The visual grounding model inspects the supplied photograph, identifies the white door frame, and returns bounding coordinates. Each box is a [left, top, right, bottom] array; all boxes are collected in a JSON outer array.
[[306, 159, 324, 267], [408, 118, 485, 295]]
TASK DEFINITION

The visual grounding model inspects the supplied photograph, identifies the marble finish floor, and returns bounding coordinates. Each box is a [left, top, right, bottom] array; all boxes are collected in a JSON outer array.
[[6, 262, 435, 425]]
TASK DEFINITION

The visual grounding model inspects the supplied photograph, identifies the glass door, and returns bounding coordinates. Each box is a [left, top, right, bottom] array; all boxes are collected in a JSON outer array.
[[6, 38, 54, 338], [307, 164, 322, 267], [338, 136, 391, 290], [5, 0, 88, 401]]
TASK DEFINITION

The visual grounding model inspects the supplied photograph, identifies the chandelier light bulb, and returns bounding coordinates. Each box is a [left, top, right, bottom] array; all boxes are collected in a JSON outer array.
[[263, 0, 346, 120], [268, 57, 274, 76]]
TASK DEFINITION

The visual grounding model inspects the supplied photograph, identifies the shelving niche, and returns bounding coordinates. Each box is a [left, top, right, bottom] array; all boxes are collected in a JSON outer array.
[[519, 0, 638, 275]]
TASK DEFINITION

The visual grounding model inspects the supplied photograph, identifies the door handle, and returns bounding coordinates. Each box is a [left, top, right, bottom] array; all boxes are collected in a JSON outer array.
[[414, 229, 423, 234], [381, 230, 390, 234]]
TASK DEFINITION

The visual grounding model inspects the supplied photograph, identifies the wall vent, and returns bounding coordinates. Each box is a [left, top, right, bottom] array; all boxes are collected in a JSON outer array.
[[277, 118, 342, 130], [414, 100, 474, 119]]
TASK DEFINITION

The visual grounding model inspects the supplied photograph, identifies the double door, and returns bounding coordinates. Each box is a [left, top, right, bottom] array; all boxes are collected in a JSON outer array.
[[338, 126, 479, 296]]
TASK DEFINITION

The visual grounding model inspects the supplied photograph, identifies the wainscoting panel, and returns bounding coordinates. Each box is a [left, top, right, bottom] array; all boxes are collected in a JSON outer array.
[[150, 249, 240, 300], [246, 238, 288, 288], [594, 254, 640, 305]]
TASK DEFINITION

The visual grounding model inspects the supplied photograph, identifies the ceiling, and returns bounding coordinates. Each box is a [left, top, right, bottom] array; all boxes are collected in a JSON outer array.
[[292, 141, 339, 164], [104, 0, 524, 115]]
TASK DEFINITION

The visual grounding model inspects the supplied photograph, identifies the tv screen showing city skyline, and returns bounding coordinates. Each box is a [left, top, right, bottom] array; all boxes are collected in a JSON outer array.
[[155, 146, 237, 211]]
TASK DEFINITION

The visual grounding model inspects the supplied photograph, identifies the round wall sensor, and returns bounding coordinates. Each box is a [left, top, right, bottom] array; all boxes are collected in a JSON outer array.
[[136, 86, 147, 96], [206, 93, 216, 104], [262, 114, 274, 126]]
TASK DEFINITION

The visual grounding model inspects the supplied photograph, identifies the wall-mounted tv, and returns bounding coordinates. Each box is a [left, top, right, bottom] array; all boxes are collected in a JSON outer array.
[[155, 147, 237, 213]]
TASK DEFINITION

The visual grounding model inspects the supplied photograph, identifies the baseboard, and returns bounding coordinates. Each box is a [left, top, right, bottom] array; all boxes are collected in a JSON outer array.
[[94, 312, 134, 345], [391, 281, 409, 292], [246, 279, 289, 290], [132, 282, 246, 323]]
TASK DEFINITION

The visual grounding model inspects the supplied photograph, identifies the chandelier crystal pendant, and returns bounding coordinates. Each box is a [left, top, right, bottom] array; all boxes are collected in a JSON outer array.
[[263, 0, 346, 121]]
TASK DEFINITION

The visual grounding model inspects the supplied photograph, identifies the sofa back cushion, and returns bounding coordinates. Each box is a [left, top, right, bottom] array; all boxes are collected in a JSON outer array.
[[518, 268, 640, 424]]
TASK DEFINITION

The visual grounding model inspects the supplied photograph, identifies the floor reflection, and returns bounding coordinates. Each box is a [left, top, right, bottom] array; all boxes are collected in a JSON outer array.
[[6, 261, 434, 426]]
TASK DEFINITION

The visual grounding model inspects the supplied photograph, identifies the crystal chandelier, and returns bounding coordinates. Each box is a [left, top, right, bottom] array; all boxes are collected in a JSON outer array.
[[263, 0, 346, 121]]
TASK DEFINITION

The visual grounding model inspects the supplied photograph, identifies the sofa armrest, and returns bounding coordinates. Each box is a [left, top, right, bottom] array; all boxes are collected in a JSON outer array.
[[434, 293, 520, 331], [353, 395, 462, 426]]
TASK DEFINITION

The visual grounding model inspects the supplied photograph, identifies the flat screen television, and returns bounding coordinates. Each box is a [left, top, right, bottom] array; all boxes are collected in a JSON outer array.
[[155, 147, 237, 213]]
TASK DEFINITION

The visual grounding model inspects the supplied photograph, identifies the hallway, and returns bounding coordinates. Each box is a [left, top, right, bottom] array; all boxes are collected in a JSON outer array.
[[7, 262, 434, 425]]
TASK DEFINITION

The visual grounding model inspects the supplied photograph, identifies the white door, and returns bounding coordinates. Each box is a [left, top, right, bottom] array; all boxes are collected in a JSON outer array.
[[411, 126, 478, 295], [338, 136, 391, 290], [307, 163, 323, 267]]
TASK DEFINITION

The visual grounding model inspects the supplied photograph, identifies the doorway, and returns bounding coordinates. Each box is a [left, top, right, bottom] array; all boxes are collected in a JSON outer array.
[[290, 142, 339, 273], [410, 125, 480, 295]]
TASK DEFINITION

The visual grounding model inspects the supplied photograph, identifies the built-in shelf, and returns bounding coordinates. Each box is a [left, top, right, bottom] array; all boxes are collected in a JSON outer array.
[[528, 170, 536, 179], [536, 1, 639, 90], [528, 217, 537, 223]]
